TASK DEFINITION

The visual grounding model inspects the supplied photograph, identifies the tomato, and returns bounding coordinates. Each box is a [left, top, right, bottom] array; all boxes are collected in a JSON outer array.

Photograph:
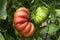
[[14, 7, 30, 25], [16, 7, 30, 15], [32, 6, 48, 24], [35, 15, 43, 24], [23, 22, 35, 37], [15, 22, 35, 37], [20, 22, 31, 35], [15, 22, 28, 31], [14, 11, 29, 19], [36, 6, 48, 19], [14, 7, 35, 37], [14, 17, 27, 24], [19, 22, 35, 37]]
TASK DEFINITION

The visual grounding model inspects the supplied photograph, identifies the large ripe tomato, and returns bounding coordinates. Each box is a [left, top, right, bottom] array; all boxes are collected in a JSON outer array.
[[14, 7, 30, 25], [14, 7, 35, 37]]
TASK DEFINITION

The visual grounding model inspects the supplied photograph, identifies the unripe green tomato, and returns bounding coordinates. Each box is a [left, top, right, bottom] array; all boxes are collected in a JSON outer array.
[[37, 12, 47, 19], [35, 15, 43, 24], [36, 6, 48, 14], [33, 6, 48, 24]]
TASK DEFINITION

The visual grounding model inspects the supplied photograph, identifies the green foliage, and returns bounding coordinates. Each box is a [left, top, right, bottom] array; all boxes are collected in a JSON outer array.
[[0, 0, 60, 40], [58, 36, 60, 40], [40, 26, 48, 33], [6, 35, 15, 40], [0, 33, 4, 40], [55, 9, 60, 17], [40, 24, 60, 34], [0, 0, 7, 20], [37, 36, 42, 40], [48, 24, 60, 34]]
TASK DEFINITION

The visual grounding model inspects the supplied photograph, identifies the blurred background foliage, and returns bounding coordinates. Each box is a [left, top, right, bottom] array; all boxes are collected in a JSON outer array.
[[0, 0, 60, 40]]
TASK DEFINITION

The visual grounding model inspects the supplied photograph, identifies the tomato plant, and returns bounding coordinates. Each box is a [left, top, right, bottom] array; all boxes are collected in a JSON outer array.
[[0, 0, 60, 40]]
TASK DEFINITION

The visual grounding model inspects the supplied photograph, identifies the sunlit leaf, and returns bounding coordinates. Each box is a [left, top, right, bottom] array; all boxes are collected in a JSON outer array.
[[40, 26, 48, 33], [58, 36, 60, 40], [0, 0, 7, 20], [37, 36, 42, 40], [55, 9, 60, 17], [0, 33, 4, 40], [48, 24, 60, 34]]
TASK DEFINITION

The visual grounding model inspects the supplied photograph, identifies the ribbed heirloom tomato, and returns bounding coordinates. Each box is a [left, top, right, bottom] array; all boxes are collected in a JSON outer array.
[[31, 6, 48, 24], [14, 7, 35, 37]]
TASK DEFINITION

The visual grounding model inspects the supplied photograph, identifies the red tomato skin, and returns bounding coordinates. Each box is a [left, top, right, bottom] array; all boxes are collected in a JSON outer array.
[[14, 17, 27, 25], [15, 22, 28, 31], [24, 22, 35, 37], [14, 11, 29, 19], [20, 22, 31, 35], [16, 7, 30, 15]]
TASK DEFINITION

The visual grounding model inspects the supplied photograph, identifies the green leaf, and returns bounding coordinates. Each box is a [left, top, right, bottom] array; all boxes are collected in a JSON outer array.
[[48, 24, 60, 34], [37, 36, 42, 40], [43, 0, 60, 7], [32, 37, 36, 40], [0, 0, 7, 20], [57, 18, 60, 27], [0, 33, 4, 40], [55, 9, 60, 17], [48, 7, 57, 21], [40, 24, 60, 34], [58, 36, 60, 40], [6, 35, 15, 40], [40, 26, 48, 33]]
